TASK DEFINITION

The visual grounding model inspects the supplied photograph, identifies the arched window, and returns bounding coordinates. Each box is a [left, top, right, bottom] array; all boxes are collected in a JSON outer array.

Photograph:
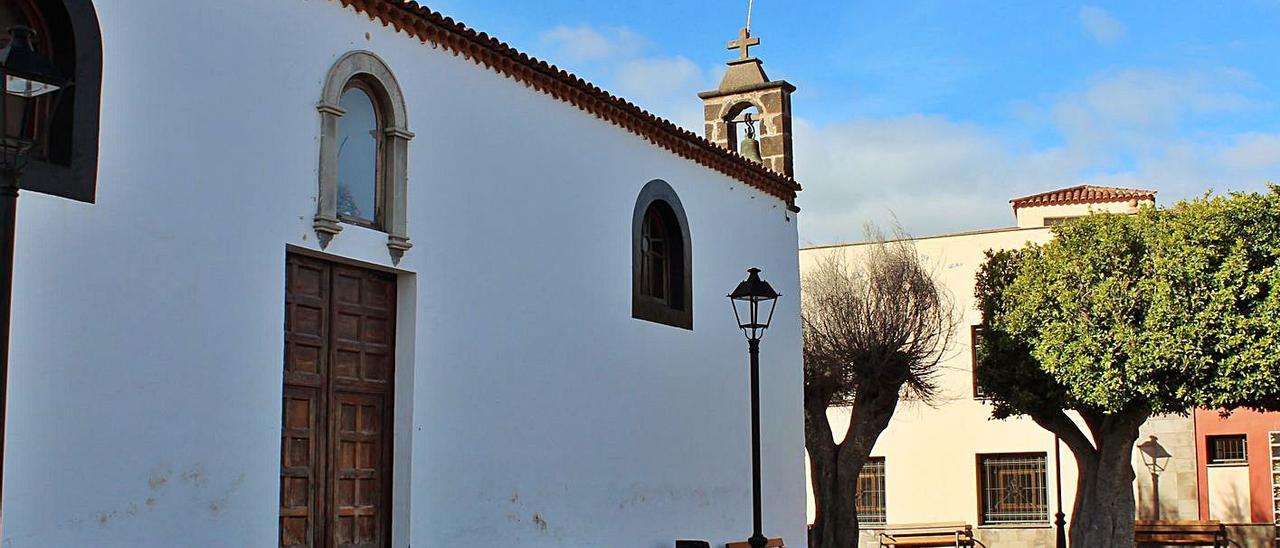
[[316, 51, 413, 262], [633, 180, 692, 329], [2, 0, 102, 202]]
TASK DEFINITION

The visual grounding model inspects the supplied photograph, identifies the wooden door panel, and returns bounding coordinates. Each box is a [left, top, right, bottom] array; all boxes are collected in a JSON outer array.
[[331, 393, 386, 548], [280, 386, 323, 548], [282, 254, 394, 548], [285, 256, 330, 388]]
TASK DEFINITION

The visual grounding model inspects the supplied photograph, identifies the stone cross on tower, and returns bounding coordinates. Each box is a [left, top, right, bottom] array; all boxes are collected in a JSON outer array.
[[727, 27, 760, 60]]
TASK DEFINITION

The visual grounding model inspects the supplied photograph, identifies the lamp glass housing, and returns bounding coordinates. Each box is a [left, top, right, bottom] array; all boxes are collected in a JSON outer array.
[[729, 268, 779, 341], [0, 26, 66, 165]]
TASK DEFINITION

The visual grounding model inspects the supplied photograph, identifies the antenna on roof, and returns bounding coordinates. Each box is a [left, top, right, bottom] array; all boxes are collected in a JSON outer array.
[[745, 0, 755, 32]]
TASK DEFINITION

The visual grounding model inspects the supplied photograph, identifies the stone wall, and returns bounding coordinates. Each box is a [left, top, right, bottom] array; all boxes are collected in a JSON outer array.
[[1134, 414, 1200, 520]]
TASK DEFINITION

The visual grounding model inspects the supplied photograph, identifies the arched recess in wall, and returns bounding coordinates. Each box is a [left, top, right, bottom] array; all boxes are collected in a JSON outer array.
[[315, 50, 414, 262], [719, 100, 763, 157], [6, 0, 102, 202], [632, 179, 693, 330]]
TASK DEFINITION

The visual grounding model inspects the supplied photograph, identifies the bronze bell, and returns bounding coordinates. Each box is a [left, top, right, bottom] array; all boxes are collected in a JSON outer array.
[[739, 114, 763, 163]]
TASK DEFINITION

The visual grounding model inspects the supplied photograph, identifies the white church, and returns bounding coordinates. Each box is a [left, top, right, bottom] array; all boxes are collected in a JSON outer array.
[[1, 1, 807, 546]]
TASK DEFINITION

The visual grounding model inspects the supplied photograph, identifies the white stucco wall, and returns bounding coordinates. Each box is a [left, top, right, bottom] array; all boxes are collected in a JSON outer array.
[[2, 2, 806, 547]]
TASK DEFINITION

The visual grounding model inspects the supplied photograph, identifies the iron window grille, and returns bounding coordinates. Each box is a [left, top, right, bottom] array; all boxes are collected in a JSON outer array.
[[856, 457, 887, 527], [1207, 435, 1248, 465], [979, 453, 1049, 525]]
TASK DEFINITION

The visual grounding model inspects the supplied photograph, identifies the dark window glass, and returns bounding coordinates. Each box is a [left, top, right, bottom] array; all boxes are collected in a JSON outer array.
[[1208, 435, 1248, 465], [336, 85, 380, 225], [972, 325, 988, 399], [979, 453, 1048, 525], [639, 202, 683, 307], [641, 206, 669, 302], [856, 458, 887, 527]]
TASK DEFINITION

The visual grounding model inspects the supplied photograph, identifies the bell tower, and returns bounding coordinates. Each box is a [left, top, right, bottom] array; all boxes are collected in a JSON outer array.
[[698, 27, 795, 177]]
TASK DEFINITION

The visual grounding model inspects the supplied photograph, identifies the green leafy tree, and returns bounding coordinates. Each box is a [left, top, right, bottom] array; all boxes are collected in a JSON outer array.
[[975, 188, 1280, 547]]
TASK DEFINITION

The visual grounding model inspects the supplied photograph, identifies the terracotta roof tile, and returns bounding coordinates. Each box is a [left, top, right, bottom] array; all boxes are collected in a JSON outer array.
[[333, 0, 802, 206], [1009, 185, 1156, 209]]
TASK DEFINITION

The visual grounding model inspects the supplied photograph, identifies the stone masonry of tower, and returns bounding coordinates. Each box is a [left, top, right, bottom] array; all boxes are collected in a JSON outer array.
[[699, 29, 796, 178]]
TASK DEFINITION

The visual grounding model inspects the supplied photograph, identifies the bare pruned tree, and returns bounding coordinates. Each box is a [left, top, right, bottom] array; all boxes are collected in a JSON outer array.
[[804, 228, 956, 548]]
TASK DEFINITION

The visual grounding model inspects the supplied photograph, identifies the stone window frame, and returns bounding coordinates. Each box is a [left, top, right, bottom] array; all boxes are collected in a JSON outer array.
[[632, 179, 692, 330], [315, 50, 414, 261]]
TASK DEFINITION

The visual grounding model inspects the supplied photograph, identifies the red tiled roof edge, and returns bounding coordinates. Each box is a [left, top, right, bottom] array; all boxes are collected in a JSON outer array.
[[1010, 185, 1157, 209], [334, 0, 802, 206]]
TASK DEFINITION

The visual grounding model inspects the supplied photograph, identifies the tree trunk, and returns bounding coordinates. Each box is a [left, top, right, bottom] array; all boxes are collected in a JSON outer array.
[[808, 383, 901, 548], [1068, 411, 1146, 548], [806, 395, 839, 548], [1032, 408, 1148, 548]]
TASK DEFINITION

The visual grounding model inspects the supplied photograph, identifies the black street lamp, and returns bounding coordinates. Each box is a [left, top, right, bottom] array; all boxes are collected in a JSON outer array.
[[1053, 435, 1066, 548], [0, 25, 68, 510], [1137, 435, 1172, 521], [728, 268, 779, 548]]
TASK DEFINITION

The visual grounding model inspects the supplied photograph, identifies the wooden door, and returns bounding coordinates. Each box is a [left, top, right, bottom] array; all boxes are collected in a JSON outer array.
[[281, 254, 395, 548]]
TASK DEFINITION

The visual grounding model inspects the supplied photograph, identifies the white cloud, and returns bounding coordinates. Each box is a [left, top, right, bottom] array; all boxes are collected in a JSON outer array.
[[1079, 6, 1127, 45], [536, 24, 718, 131], [1219, 133, 1280, 171], [540, 25, 648, 64], [794, 69, 1279, 245]]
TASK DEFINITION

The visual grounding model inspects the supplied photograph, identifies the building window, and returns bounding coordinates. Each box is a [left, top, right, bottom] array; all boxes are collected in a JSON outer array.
[[632, 179, 692, 329], [1043, 216, 1080, 227], [315, 51, 414, 261], [971, 325, 988, 399], [856, 457, 887, 527], [1207, 435, 1248, 465], [2, 0, 103, 202], [979, 453, 1048, 525]]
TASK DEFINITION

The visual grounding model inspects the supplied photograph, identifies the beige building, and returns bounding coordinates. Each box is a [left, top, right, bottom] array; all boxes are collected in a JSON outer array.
[[799, 186, 1203, 548]]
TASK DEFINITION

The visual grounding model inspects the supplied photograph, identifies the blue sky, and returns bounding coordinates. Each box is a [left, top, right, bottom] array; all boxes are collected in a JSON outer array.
[[427, 1, 1280, 245]]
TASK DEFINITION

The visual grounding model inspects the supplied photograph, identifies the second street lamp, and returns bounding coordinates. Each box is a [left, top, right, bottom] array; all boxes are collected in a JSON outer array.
[[728, 268, 779, 548]]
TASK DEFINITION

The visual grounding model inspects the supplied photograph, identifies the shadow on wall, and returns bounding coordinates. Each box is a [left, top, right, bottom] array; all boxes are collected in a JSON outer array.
[[1213, 481, 1272, 548]]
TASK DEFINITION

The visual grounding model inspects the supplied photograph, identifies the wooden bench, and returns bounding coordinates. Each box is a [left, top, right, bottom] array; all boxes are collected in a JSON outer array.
[[725, 539, 784, 548], [879, 522, 975, 547], [1135, 520, 1227, 547]]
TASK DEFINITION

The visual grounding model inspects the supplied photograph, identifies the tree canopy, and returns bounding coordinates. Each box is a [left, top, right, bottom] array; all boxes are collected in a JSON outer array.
[[979, 188, 1280, 418]]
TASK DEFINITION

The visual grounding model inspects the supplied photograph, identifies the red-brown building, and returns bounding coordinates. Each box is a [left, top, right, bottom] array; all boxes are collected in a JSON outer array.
[[1193, 408, 1280, 544]]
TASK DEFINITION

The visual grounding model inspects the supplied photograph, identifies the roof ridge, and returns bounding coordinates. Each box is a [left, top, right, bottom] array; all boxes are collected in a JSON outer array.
[[333, 0, 801, 205], [1009, 184, 1158, 209]]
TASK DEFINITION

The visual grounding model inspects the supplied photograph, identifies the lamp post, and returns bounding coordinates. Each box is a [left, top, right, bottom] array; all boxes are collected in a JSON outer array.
[[1136, 435, 1172, 521], [728, 268, 779, 548], [1053, 435, 1066, 548], [0, 25, 68, 509]]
